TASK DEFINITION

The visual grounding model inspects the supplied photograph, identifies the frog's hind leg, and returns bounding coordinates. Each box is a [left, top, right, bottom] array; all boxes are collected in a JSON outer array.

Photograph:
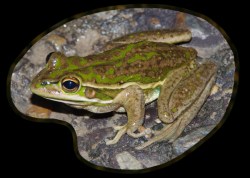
[[105, 85, 148, 145], [135, 101, 202, 150], [136, 62, 217, 150], [136, 74, 213, 150]]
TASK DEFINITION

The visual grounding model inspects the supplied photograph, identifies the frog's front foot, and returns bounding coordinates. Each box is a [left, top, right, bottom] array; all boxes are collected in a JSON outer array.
[[105, 124, 127, 145], [106, 85, 148, 146], [105, 124, 152, 145]]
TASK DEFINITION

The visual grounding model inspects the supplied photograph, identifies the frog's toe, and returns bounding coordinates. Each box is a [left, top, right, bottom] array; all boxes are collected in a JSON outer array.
[[105, 126, 127, 145], [168, 127, 185, 143], [105, 139, 117, 145], [168, 137, 177, 143], [113, 125, 126, 130], [135, 140, 155, 150], [135, 133, 168, 150], [127, 127, 152, 138], [144, 128, 152, 135]]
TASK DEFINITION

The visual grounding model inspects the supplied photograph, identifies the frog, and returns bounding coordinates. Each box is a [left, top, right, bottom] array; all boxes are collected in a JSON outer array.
[[30, 29, 217, 150]]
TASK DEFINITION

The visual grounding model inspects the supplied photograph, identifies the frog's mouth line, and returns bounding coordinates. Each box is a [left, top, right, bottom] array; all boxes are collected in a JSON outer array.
[[43, 96, 113, 105]]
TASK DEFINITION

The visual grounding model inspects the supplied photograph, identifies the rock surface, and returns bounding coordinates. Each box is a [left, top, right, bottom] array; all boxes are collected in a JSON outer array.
[[116, 151, 143, 170], [10, 8, 235, 170]]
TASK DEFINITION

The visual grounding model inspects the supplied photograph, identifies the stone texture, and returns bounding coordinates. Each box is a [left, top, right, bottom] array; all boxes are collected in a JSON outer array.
[[172, 125, 214, 155], [9, 8, 235, 170], [116, 151, 143, 169]]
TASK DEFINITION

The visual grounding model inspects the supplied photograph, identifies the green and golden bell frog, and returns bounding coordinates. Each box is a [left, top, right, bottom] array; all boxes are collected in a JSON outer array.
[[30, 29, 217, 150]]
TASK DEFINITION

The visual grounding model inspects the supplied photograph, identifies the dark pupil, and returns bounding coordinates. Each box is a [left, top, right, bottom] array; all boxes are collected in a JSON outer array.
[[63, 80, 78, 90]]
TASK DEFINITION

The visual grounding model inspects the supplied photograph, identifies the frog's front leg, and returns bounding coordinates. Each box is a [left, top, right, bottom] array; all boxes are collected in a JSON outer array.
[[136, 61, 217, 150], [106, 85, 149, 145]]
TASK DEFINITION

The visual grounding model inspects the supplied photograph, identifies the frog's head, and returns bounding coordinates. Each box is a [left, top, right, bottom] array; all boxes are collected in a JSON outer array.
[[30, 52, 110, 106]]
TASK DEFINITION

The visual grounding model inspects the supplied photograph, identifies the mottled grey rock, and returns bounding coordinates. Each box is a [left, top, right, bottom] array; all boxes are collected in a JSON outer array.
[[116, 151, 143, 170], [152, 123, 164, 131], [173, 125, 214, 155], [9, 7, 235, 170]]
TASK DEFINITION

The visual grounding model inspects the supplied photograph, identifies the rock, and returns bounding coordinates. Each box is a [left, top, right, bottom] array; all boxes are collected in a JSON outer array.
[[46, 34, 67, 51], [154, 118, 162, 124], [116, 151, 143, 170], [210, 84, 220, 95], [152, 123, 164, 131], [26, 104, 52, 118], [172, 125, 215, 155]]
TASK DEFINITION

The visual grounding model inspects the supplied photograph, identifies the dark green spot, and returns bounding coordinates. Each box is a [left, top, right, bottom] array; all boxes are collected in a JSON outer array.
[[171, 107, 178, 113], [185, 51, 190, 59], [105, 68, 115, 75], [127, 51, 158, 64]]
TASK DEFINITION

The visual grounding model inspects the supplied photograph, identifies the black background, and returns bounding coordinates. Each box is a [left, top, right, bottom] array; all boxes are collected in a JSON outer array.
[[2, 0, 246, 176]]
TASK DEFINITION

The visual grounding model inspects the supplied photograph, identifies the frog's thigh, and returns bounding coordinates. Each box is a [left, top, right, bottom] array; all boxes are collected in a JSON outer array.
[[106, 85, 146, 145], [168, 64, 217, 142], [157, 66, 189, 123]]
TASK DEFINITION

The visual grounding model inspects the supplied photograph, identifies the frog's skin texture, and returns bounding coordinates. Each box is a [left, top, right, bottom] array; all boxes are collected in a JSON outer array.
[[30, 29, 217, 150]]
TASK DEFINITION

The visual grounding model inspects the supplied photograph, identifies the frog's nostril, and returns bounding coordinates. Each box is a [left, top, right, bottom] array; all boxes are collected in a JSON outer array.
[[41, 81, 48, 86], [46, 52, 56, 63]]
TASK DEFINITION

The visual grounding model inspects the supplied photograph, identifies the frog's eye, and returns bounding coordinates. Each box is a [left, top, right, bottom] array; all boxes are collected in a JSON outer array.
[[62, 77, 80, 93]]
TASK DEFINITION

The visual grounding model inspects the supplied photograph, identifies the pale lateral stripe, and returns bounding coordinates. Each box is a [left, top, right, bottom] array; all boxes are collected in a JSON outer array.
[[46, 97, 113, 104]]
